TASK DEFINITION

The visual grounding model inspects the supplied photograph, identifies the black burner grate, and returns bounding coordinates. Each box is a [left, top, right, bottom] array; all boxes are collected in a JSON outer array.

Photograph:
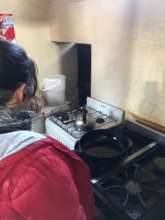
[[96, 164, 165, 220]]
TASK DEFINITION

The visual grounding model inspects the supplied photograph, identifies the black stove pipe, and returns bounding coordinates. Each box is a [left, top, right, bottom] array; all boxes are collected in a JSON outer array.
[[82, 106, 87, 123]]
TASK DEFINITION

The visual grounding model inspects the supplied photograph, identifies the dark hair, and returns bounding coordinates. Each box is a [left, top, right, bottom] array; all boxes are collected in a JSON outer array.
[[0, 40, 38, 105]]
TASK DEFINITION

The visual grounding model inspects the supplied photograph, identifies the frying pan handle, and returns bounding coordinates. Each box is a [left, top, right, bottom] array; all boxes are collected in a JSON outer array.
[[127, 137, 133, 149], [121, 142, 158, 168]]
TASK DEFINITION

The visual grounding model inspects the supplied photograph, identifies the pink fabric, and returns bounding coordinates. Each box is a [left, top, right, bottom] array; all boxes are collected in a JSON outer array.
[[0, 136, 95, 220]]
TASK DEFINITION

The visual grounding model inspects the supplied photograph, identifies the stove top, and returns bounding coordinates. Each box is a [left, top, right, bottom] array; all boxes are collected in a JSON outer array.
[[94, 163, 165, 220], [81, 120, 165, 220], [45, 97, 124, 150], [49, 107, 114, 139]]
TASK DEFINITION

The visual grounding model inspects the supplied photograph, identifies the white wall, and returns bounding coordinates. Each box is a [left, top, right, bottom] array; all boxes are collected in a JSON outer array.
[[0, 0, 60, 82], [50, 0, 165, 127]]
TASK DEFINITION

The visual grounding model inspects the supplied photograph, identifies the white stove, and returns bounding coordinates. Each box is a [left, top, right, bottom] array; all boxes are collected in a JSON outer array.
[[45, 97, 124, 150]]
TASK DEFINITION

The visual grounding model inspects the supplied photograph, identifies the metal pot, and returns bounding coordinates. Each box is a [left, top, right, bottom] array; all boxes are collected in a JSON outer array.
[[74, 119, 94, 132], [74, 107, 94, 132]]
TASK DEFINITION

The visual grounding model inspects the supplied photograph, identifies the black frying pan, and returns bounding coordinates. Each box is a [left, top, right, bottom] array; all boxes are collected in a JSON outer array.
[[76, 129, 133, 164]]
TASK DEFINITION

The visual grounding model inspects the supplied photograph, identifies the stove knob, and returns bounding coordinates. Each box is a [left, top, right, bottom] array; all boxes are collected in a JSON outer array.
[[96, 117, 105, 124]]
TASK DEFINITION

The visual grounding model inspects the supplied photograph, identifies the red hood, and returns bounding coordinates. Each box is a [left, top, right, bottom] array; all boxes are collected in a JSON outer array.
[[0, 132, 95, 220]]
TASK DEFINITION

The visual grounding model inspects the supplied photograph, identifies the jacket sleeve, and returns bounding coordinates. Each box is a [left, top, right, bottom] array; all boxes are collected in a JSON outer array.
[[11, 160, 90, 220], [46, 137, 95, 220]]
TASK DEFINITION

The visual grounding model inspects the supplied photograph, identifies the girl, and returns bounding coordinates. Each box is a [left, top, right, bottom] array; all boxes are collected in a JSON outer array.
[[0, 40, 94, 220]]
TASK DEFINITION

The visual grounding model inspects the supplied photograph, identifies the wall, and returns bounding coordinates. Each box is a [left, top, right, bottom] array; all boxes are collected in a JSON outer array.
[[57, 43, 79, 106], [50, 0, 165, 127], [0, 0, 60, 82]]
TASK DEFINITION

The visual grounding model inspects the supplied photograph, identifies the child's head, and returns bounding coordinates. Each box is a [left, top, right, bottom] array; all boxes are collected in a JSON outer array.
[[0, 40, 38, 107]]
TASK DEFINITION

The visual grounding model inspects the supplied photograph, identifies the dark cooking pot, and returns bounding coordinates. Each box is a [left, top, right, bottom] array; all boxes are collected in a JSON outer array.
[[77, 129, 133, 164]]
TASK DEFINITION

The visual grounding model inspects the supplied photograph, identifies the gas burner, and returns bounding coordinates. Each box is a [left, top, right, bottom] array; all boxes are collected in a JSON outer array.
[[54, 112, 70, 122], [96, 164, 165, 220], [96, 117, 105, 124], [125, 180, 142, 196]]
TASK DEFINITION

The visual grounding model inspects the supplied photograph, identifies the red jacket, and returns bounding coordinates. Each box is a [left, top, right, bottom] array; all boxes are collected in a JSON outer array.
[[0, 131, 95, 220]]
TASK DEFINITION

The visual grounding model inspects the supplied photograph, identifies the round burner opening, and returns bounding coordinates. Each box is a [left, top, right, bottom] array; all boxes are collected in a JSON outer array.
[[96, 117, 105, 124], [125, 180, 142, 195], [55, 112, 70, 122]]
